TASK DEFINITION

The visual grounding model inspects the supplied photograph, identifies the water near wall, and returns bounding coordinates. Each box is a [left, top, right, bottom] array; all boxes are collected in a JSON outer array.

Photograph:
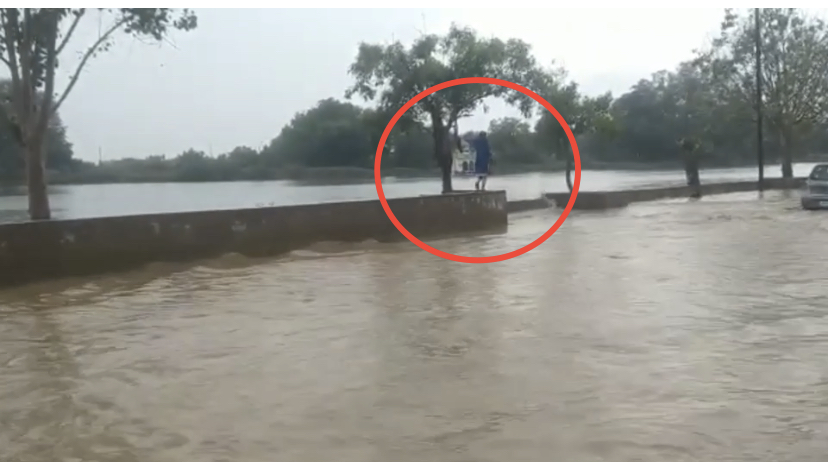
[[2, 190, 827, 461]]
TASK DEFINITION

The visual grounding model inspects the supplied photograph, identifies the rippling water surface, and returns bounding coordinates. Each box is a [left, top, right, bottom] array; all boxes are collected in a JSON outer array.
[[3, 190, 828, 461]]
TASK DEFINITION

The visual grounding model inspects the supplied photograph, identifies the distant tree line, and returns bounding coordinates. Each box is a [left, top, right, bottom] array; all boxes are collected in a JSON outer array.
[[4, 9, 828, 190]]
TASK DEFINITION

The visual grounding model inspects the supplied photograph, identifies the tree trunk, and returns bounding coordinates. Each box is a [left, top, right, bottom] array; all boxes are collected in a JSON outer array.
[[780, 127, 794, 179], [683, 148, 702, 198], [687, 167, 701, 198], [440, 159, 452, 194], [25, 140, 51, 220], [431, 118, 452, 194], [565, 154, 573, 192]]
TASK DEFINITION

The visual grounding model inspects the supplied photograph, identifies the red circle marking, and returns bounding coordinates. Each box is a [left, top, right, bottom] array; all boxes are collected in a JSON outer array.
[[374, 76, 581, 263]]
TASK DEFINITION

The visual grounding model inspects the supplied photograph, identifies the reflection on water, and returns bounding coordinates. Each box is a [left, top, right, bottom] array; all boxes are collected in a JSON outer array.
[[3, 191, 828, 460], [0, 163, 816, 222]]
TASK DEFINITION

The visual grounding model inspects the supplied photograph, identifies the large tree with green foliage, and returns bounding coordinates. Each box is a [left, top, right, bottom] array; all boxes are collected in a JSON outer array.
[[612, 72, 686, 161], [606, 61, 754, 166], [698, 8, 828, 178], [384, 120, 433, 170], [214, 146, 269, 181], [533, 67, 614, 190], [345, 24, 543, 193], [260, 98, 436, 172], [0, 113, 72, 179], [260, 98, 377, 169], [533, 67, 581, 160], [0, 8, 197, 219], [487, 117, 542, 165], [0, 79, 73, 178]]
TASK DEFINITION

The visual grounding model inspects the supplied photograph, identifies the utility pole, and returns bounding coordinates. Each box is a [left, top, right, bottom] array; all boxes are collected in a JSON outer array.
[[755, 8, 765, 191]]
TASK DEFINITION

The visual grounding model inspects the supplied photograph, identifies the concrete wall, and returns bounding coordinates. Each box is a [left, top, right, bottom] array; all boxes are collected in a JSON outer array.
[[0, 191, 507, 288], [536, 177, 805, 211], [0, 178, 808, 287]]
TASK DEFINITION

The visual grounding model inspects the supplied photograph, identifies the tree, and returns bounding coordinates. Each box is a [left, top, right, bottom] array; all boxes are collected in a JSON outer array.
[[174, 149, 216, 182], [0, 8, 197, 219], [668, 60, 753, 162], [606, 63, 755, 167], [487, 117, 541, 165], [345, 23, 542, 193], [215, 145, 268, 181], [679, 136, 702, 196], [534, 67, 614, 190], [42, 113, 73, 171], [699, 8, 828, 178], [260, 98, 376, 169], [611, 72, 684, 161], [0, 79, 73, 178], [533, 68, 581, 159], [385, 120, 433, 169]]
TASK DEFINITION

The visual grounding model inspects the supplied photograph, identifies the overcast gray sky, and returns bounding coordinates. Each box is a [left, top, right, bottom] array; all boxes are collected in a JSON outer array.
[[35, 8, 738, 161]]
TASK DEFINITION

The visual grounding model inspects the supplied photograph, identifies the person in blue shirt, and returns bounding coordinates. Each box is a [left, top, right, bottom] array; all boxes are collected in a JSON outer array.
[[472, 131, 492, 191]]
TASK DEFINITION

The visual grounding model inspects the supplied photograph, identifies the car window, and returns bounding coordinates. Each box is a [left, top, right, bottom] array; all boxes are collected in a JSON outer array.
[[810, 165, 828, 180]]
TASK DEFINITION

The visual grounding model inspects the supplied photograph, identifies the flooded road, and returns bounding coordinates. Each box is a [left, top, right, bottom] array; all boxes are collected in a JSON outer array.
[[3, 190, 828, 461]]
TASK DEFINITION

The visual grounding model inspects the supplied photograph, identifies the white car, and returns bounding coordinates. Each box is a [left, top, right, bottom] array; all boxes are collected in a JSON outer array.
[[801, 164, 828, 210]]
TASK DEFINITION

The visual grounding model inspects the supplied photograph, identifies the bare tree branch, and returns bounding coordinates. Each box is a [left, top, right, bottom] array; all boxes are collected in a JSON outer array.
[[19, 8, 34, 129], [0, 10, 15, 75], [56, 8, 85, 57], [52, 16, 126, 115], [0, 10, 24, 125], [35, 10, 58, 140]]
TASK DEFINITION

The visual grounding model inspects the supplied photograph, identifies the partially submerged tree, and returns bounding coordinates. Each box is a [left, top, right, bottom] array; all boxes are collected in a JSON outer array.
[[0, 79, 73, 178], [678, 136, 702, 197], [565, 93, 615, 190], [345, 24, 543, 193], [533, 66, 581, 160], [698, 8, 828, 178], [384, 120, 433, 170], [260, 98, 377, 168], [534, 67, 614, 191], [0, 8, 197, 219]]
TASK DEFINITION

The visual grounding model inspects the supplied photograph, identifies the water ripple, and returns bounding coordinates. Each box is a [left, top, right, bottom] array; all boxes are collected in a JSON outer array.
[[2, 191, 828, 461]]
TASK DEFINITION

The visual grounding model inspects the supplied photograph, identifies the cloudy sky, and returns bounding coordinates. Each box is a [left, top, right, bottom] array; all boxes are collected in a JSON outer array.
[[20, 8, 740, 161]]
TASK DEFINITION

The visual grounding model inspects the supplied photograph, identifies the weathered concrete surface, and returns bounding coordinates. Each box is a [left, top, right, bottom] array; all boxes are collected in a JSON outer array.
[[505, 197, 554, 213], [0, 191, 507, 287], [530, 177, 805, 212]]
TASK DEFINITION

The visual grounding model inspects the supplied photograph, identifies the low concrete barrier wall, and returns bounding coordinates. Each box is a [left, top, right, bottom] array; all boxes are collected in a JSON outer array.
[[541, 178, 805, 211], [0, 191, 507, 288], [505, 197, 552, 213], [0, 178, 808, 288], [545, 191, 631, 210]]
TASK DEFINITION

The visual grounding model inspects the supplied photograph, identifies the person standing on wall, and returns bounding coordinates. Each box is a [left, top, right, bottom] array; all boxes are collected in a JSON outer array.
[[472, 131, 493, 191]]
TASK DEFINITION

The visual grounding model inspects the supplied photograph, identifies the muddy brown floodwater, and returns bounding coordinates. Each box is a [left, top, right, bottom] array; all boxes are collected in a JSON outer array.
[[3, 190, 828, 461]]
